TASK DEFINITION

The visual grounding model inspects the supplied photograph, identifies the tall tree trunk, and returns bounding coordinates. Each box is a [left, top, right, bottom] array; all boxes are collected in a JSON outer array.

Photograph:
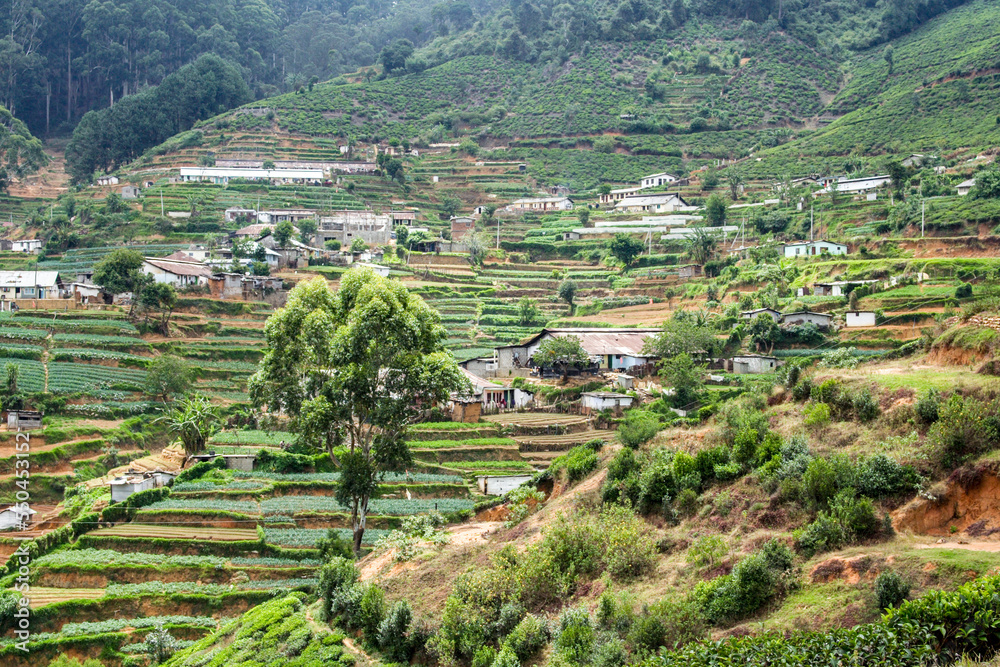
[[352, 495, 369, 555], [67, 43, 71, 122]]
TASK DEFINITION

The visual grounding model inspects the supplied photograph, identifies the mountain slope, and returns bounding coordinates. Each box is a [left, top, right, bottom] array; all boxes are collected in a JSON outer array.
[[764, 0, 1000, 160]]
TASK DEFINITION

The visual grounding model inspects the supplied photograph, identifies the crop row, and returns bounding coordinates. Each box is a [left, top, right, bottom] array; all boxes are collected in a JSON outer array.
[[104, 579, 316, 597], [264, 528, 389, 547], [230, 471, 464, 484], [145, 497, 474, 515], [33, 548, 319, 569]]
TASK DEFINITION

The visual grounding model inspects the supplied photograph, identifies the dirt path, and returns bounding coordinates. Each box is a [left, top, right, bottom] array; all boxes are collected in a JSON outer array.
[[916, 541, 1000, 552], [357, 521, 503, 582]]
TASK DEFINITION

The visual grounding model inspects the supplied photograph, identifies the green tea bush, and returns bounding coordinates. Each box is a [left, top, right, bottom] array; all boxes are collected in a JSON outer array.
[[472, 646, 498, 667], [618, 410, 661, 449], [359, 583, 387, 639], [491, 647, 520, 667], [855, 454, 918, 498], [914, 388, 940, 424], [803, 402, 831, 427], [926, 395, 1000, 468], [875, 571, 910, 610], [694, 540, 793, 624], [555, 607, 594, 665], [378, 600, 415, 661], [852, 389, 880, 422], [502, 614, 548, 661], [552, 445, 599, 482]]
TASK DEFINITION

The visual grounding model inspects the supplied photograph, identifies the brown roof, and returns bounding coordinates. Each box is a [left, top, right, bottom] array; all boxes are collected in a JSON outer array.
[[500, 328, 660, 358], [162, 251, 196, 262], [143, 257, 214, 278]]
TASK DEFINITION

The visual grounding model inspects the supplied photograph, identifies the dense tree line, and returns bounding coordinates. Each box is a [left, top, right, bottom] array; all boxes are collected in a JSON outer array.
[[0, 105, 48, 192], [0, 0, 487, 136], [419, 0, 974, 69], [64, 54, 252, 182]]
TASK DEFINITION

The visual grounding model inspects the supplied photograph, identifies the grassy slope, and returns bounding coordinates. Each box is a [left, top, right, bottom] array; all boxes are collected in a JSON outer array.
[[241, 32, 839, 141], [765, 0, 1000, 160]]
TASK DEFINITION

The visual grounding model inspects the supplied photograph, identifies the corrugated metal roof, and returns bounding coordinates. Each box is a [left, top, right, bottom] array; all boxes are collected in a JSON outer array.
[[143, 258, 214, 278], [0, 270, 60, 287]]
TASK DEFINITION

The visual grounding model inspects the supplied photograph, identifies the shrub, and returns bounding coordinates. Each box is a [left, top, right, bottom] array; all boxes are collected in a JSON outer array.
[[686, 535, 727, 570], [698, 544, 792, 623], [378, 600, 414, 661], [556, 607, 594, 665], [319, 557, 360, 618], [503, 613, 549, 661], [926, 395, 1000, 468], [875, 571, 910, 610], [955, 282, 973, 298], [731, 427, 760, 468], [591, 637, 628, 667], [472, 646, 498, 667], [631, 599, 706, 652], [618, 410, 661, 448], [803, 402, 831, 428], [791, 377, 813, 401], [856, 454, 917, 498], [600, 504, 657, 579], [491, 647, 520, 667], [914, 389, 940, 424], [553, 445, 599, 482], [853, 389, 880, 422], [795, 512, 846, 557], [674, 488, 699, 517], [596, 591, 636, 633], [830, 489, 880, 540]]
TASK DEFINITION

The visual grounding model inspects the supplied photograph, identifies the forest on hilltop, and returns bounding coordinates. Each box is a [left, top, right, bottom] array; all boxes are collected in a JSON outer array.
[[1, 0, 974, 138]]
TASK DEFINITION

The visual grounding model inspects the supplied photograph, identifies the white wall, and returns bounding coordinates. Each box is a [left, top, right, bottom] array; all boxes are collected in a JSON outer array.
[[846, 311, 877, 327]]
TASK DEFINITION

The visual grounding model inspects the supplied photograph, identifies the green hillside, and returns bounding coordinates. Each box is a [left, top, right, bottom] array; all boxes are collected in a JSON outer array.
[[763, 0, 1000, 163], [236, 32, 839, 143]]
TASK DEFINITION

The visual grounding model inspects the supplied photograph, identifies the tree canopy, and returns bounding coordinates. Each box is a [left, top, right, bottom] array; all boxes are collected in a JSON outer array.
[[609, 233, 645, 270], [0, 106, 48, 192], [645, 315, 719, 359], [249, 271, 466, 552], [532, 336, 591, 381]]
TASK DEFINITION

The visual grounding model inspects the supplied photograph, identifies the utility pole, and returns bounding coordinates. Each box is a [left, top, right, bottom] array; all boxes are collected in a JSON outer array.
[[810, 205, 814, 241], [160, 190, 164, 217], [496, 215, 500, 250], [921, 198, 925, 238]]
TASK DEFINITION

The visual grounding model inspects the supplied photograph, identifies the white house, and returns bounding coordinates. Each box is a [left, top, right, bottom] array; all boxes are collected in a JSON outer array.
[[96, 175, 120, 186], [141, 257, 214, 287], [477, 475, 534, 496], [781, 311, 833, 328], [956, 179, 976, 196], [741, 308, 781, 322], [11, 239, 43, 253], [731, 355, 779, 374], [639, 172, 677, 189], [178, 167, 323, 185], [845, 311, 877, 327], [457, 368, 533, 410], [599, 187, 641, 205], [0, 505, 36, 531], [581, 392, 634, 414], [615, 193, 690, 213], [351, 263, 391, 277], [0, 270, 61, 300], [783, 240, 848, 258], [109, 471, 177, 503], [509, 196, 574, 211], [820, 175, 891, 194], [224, 207, 258, 223], [495, 328, 660, 375]]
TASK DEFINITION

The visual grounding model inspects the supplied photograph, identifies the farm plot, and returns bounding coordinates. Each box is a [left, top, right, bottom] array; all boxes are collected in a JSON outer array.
[[484, 413, 591, 428], [0, 358, 44, 391], [515, 430, 615, 452], [51, 333, 151, 351], [143, 497, 475, 516], [48, 362, 146, 395], [264, 527, 389, 547], [86, 525, 261, 541], [209, 430, 295, 447]]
